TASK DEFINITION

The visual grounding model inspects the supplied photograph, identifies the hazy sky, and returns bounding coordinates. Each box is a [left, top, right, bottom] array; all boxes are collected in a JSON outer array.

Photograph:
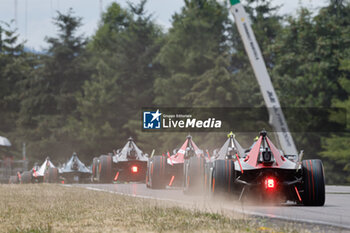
[[0, 0, 329, 51]]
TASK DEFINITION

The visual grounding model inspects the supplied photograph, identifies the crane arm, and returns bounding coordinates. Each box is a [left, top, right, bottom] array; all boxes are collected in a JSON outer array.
[[229, 0, 298, 156]]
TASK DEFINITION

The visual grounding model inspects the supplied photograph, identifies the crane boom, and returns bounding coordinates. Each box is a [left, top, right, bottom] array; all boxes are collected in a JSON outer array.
[[229, 0, 298, 156]]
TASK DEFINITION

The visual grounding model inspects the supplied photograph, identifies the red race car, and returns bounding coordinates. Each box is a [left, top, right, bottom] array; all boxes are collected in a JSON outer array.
[[206, 130, 325, 206], [92, 137, 148, 183], [146, 135, 206, 192]]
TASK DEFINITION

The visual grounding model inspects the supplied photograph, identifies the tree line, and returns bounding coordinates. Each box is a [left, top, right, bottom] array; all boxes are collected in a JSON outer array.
[[0, 0, 349, 184]]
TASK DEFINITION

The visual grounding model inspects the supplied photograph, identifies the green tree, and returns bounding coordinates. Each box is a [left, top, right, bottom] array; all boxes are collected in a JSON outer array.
[[0, 21, 24, 132], [70, 1, 164, 157], [154, 0, 236, 107], [18, 10, 89, 162], [0, 21, 33, 157], [321, 57, 350, 184], [150, 0, 285, 151], [272, 1, 350, 108]]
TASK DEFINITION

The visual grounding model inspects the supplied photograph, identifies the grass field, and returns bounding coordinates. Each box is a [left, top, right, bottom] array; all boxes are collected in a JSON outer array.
[[0, 184, 310, 233]]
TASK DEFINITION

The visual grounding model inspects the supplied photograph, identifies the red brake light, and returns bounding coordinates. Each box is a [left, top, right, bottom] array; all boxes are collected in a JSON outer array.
[[131, 166, 138, 173], [265, 178, 275, 189]]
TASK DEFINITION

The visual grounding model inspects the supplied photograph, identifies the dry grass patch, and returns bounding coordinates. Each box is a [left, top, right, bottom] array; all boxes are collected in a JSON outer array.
[[0, 184, 306, 233]]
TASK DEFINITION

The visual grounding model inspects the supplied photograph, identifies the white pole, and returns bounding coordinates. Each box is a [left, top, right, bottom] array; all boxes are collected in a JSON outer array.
[[228, 0, 298, 156], [100, 0, 103, 15], [22, 142, 26, 160], [14, 0, 18, 27], [25, 0, 28, 39]]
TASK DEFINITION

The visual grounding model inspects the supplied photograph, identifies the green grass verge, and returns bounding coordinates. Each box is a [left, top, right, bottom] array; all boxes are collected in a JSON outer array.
[[0, 184, 306, 233]]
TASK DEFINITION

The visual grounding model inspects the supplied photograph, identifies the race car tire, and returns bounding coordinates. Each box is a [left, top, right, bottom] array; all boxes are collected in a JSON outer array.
[[92, 157, 99, 182], [9, 175, 19, 184], [44, 167, 59, 183], [302, 159, 325, 206], [98, 155, 113, 183], [210, 159, 235, 196], [183, 156, 206, 194], [150, 156, 166, 189], [21, 171, 33, 184]]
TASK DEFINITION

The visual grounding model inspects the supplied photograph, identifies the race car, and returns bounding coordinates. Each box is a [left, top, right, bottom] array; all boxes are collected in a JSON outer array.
[[20, 157, 58, 183], [92, 137, 148, 183], [146, 135, 206, 192], [204, 132, 245, 193], [205, 130, 325, 206], [59, 152, 91, 183]]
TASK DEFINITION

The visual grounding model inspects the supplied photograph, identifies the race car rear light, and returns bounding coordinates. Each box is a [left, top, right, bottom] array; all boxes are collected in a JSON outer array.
[[131, 166, 138, 173], [265, 178, 275, 189]]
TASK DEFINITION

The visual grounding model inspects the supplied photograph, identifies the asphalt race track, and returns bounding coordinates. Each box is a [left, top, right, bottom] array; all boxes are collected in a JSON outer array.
[[73, 184, 350, 230]]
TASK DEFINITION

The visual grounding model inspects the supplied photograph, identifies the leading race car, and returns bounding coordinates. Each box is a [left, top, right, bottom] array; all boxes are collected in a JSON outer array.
[[206, 131, 325, 206], [203, 1, 324, 206], [146, 135, 206, 192], [92, 137, 148, 183]]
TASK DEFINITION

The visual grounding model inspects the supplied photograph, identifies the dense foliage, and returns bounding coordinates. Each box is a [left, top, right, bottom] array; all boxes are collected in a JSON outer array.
[[0, 0, 349, 184]]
